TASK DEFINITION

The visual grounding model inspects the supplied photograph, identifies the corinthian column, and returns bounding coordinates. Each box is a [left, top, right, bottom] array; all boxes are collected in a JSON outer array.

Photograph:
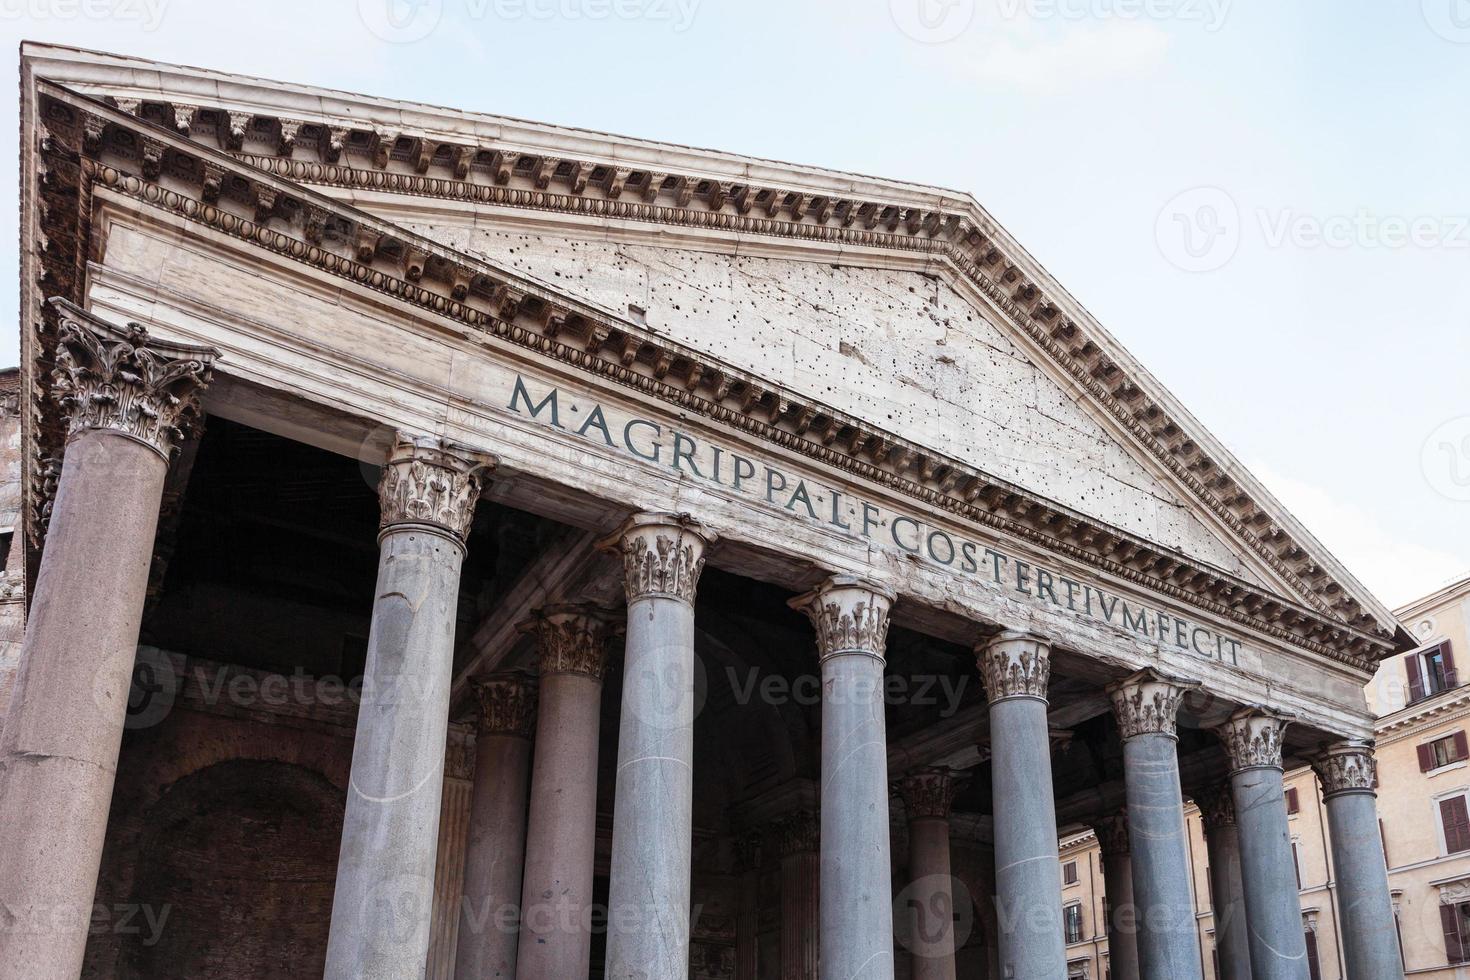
[[899, 769, 960, 980], [1094, 812, 1139, 980], [1310, 740, 1402, 980], [603, 512, 713, 980], [324, 435, 493, 980], [775, 810, 820, 980], [790, 574, 898, 980], [1197, 783, 1250, 980], [1107, 669, 1203, 980], [454, 674, 537, 979], [0, 303, 216, 980], [1215, 707, 1307, 980], [976, 630, 1066, 979], [517, 605, 616, 980], [734, 831, 764, 980]]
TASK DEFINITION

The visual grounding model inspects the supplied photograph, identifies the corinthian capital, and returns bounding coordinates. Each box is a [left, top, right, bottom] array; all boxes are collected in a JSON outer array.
[[1107, 668, 1200, 741], [1310, 739, 1378, 799], [50, 299, 219, 459], [898, 768, 959, 821], [471, 673, 537, 739], [789, 575, 896, 662], [602, 512, 714, 604], [1196, 782, 1237, 832], [1215, 707, 1292, 774], [976, 630, 1051, 704], [1094, 811, 1130, 857], [378, 434, 495, 541], [771, 810, 820, 856], [522, 604, 618, 680]]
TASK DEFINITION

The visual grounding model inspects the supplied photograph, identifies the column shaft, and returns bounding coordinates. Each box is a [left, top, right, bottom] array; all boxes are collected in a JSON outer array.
[[1109, 670, 1202, 980], [734, 833, 764, 980], [780, 847, 820, 979], [1217, 709, 1308, 980], [1095, 815, 1140, 980], [603, 514, 712, 980], [1312, 742, 1402, 980], [1199, 785, 1252, 980], [0, 306, 215, 980], [792, 575, 898, 980], [517, 607, 613, 980], [978, 631, 1066, 979], [455, 676, 537, 979], [900, 770, 960, 980], [325, 437, 491, 980]]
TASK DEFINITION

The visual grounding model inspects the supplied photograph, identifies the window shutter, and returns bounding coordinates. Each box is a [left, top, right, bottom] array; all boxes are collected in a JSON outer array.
[[1443, 904, 1467, 963], [1421, 743, 1436, 771], [1305, 929, 1323, 980], [1286, 787, 1300, 814], [1442, 797, 1470, 854], [1447, 641, 1461, 688], [1456, 731, 1469, 763], [1380, 819, 1390, 867], [1408, 653, 1426, 702]]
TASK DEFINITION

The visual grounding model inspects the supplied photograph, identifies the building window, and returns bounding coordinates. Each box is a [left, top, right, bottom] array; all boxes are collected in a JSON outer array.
[[1408, 641, 1459, 702], [1304, 929, 1323, 980], [1062, 860, 1078, 886], [1291, 842, 1302, 889], [1440, 795, 1470, 854], [1442, 901, 1470, 964], [1064, 903, 1084, 945], [1419, 731, 1470, 772], [1285, 787, 1300, 814]]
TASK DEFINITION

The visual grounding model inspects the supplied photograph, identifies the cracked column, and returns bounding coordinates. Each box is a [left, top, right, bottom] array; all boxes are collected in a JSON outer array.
[[454, 673, 537, 979], [1197, 783, 1251, 980], [1108, 668, 1203, 980], [1310, 740, 1402, 980], [0, 304, 216, 980], [791, 575, 899, 980], [976, 630, 1066, 979], [899, 768, 960, 980], [603, 512, 713, 980], [1094, 812, 1140, 980], [775, 810, 820, 980], [1215, 707, 1308, 980], [516, 604, 616, 980], [324, 435, 493, 980]]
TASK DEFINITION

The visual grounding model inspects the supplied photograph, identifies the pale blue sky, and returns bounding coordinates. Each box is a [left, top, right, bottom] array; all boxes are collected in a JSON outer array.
[[4, 0, 1467, 607]]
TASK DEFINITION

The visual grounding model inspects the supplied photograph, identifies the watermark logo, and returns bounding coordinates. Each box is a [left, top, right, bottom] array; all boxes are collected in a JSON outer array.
[[359, 0, 444, 42], [893, 874, 975, 956], [1423, 416, 1470, 502], [0, 0, 169, 30], [1423, 0, 1470, 43], [995, 0, 1230, 31], [1156, 186, 1240, 273], [890, 0, 976, 44]]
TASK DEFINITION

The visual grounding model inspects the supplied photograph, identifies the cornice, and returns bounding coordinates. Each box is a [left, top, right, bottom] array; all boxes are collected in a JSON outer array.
[[23, 82, 1400, 671], [1375, 689, 1470, 744]]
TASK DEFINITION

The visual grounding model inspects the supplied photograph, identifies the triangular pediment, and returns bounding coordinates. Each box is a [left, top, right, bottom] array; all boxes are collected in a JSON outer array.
[[20, 44, 1413, 663]]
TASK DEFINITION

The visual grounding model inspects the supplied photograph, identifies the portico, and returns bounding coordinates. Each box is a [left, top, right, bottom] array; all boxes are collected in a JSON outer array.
[[5, 45, 1412, 980]]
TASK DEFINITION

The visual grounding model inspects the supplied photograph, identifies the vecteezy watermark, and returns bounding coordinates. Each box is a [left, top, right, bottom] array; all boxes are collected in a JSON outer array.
[[994, 0, 1231, 31], [1155, 187, 1241, 273], [1423, 416, 1470, 502], [890, 0, 976, 43], [1157, 188, 1470, 272], [359, 0, 699, 43], [1422, 0, 1470, 43], [0, 902, 171, 946], [725, 667, 970, 717], [893, 875, 975, 956], [0, 0, 168, 29]]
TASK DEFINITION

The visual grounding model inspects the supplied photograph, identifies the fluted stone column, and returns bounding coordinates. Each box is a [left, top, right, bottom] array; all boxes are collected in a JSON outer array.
[[899, 769, 960, 980], [734, 831, 764, 980], [455, 674, 537, 979], [1310, 741, 1402, 980], [325, 436, 493, 980], [1197, 783, 1251, 980], [1095, 813, 1140, 980], [1108, 669, 1203, 980], [976, 631, 1066, 979], [517, 605, 616, 980], [0, 305, 216, 980], [776, 810, 820, 980], [603, 513, 713, 980], [1216, 708, 1307, 980], [790, 575, 898, 980]]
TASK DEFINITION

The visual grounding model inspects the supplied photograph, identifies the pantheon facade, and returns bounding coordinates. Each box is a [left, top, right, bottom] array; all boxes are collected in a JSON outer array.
[[2, 43, 1409, 980]]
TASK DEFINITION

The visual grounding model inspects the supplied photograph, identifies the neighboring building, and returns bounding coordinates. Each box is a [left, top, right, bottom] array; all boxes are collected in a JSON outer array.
[[0, 367, 27, 728], [1057, 573, 1470, 980], [5, 44, 1414, 980]]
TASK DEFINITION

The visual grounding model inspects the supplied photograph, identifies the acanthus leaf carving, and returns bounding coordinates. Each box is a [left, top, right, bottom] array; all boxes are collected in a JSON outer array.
[[976, 631, 1051, 703], [603, 512, 713, 604], [789, 575, 895, 662], [897, 768, 959, 821], [471, 673, 538, 738], [1107, 668, 1199, 741], [377, 434, 495, 542], [1310, 739, 1378, 798], [523, 603, 618, 681], [1215, 707, 1292, 773]]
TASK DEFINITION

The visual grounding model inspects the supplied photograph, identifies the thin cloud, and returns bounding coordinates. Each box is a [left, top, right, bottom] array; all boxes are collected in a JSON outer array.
[[972, 21, 1172, 92]]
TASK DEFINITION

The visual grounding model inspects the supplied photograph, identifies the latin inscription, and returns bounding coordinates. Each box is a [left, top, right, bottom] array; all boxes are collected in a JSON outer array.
[[510, 375, 1242, 665]]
